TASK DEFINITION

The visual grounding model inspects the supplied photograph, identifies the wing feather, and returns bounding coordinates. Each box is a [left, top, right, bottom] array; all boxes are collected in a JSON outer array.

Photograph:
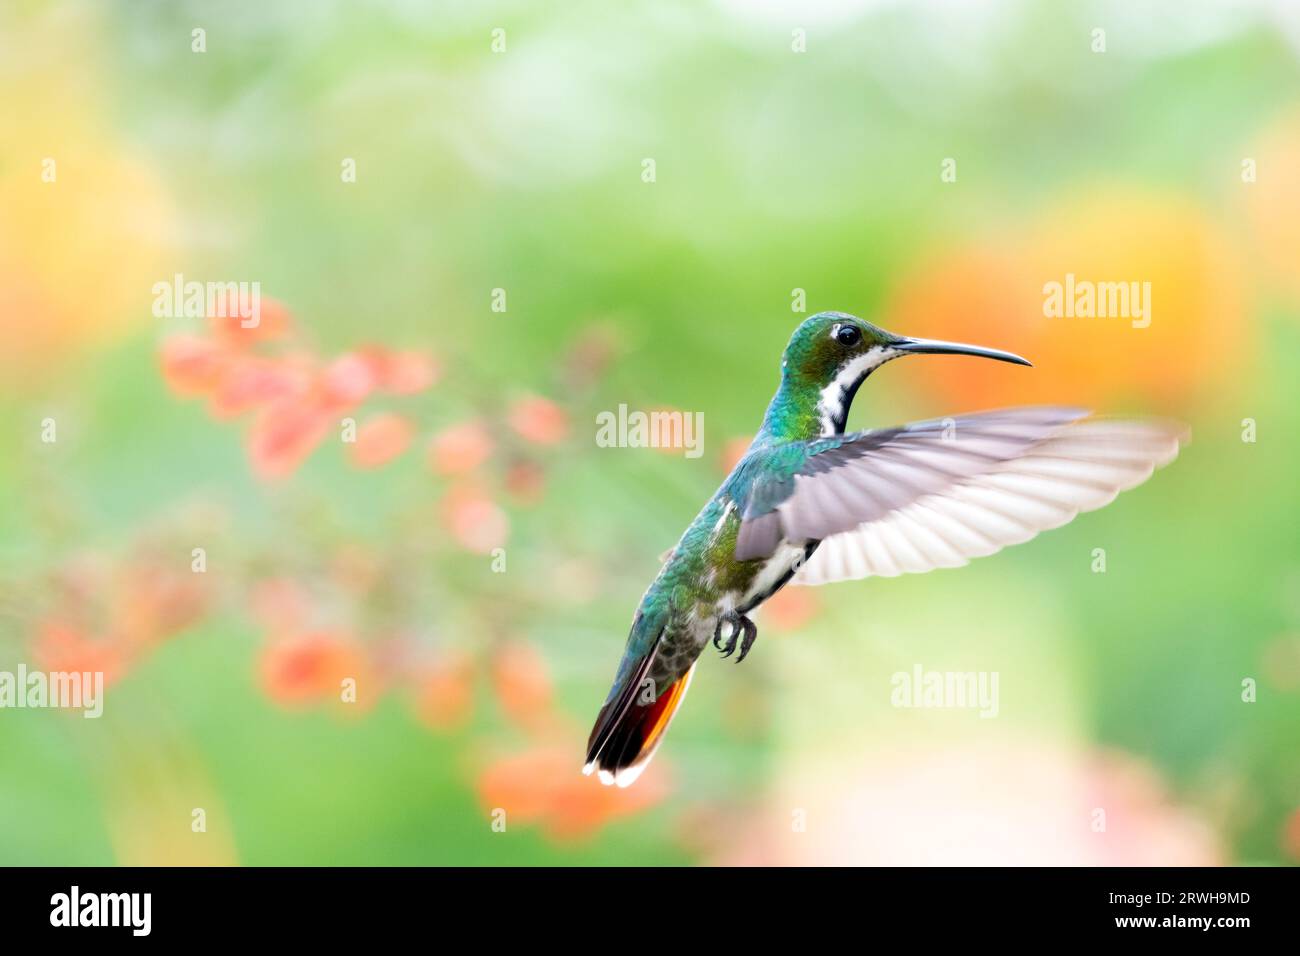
[[736, 406, 1090, 560], [793, 416, 1186, 585]]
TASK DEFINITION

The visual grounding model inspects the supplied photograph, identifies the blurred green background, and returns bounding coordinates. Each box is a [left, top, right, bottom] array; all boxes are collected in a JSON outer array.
[[1, 0, 1298, 865]]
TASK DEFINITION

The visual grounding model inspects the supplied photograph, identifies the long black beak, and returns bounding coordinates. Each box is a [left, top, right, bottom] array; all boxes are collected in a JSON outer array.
[[893, 336, 1032, 367]]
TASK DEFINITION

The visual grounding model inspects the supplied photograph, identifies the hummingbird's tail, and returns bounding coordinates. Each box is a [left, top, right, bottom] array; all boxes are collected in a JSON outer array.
[[583, 635, 695, 788]]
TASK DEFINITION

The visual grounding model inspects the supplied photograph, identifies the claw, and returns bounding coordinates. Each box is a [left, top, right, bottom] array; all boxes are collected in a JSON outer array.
[[714, 612, 739, 658], [714, 611, 758, 662], [735, 615, 758, 663]]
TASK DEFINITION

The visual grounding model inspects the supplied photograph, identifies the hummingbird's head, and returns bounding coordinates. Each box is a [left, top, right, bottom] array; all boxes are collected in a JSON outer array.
[[779, 311, 1031, 436]]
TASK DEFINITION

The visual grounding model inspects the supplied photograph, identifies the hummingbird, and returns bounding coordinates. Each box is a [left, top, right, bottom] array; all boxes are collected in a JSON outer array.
[[584, 311, 1186, 787]]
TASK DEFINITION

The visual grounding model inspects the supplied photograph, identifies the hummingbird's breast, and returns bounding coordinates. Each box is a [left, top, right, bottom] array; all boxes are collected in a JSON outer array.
[[638, 492, 815, 689]]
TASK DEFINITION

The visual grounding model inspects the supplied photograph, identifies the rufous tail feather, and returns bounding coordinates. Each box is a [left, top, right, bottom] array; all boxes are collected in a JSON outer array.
[[583, 660, 695, 788]]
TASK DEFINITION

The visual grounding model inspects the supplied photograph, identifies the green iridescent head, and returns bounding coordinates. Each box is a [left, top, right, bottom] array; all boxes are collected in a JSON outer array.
[[780, 312, 902, 388], [781, 311, 1030, 389], [761, 311, 1032, 439]]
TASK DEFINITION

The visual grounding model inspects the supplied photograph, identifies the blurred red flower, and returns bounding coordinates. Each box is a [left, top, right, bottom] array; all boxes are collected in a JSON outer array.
[[508, 394, 569, 445], [209, 355, 309, 420], [440, 483, 510, 553], [319, 352, 379, 410], [348, 413, 415, 469], [258, 631, 369, 710], [246, 396, 334, 481], [427, 420, 494, 476]]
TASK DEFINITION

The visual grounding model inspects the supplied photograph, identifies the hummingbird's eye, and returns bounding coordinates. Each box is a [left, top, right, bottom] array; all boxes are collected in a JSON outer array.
[[834, 324, 862, 347]]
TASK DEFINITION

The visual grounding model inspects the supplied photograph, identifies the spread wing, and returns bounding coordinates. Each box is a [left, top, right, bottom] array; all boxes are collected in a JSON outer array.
[[731, 406, 1187, 583]]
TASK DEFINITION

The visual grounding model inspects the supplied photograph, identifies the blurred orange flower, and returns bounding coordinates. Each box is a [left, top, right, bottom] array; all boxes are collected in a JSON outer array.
[[209, 355, 309, 420], [490, 642, 555, 733], [441, 484, 510, 553], [888, 189, 1245, 412], [348, 413, 415, 469], [362, 347, 440, 395], [508, 394, 569, 445], [427, 420, 494, 476], [246, 396, 334, 481], [476, 748, 558, 822], [0, 47, 171, 385], [31, 622, 128, 686], [412, 651, 475, 731], [258, 632, 370, 710], [160, 311, 443, 479], [209, 296, 293, 349], [476, 744, 668, 841], [159, 335, 227, 397], [319, 352, 378, 410]]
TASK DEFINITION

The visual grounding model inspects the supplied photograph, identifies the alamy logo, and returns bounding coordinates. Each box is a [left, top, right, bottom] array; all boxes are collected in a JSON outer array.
[[50, 886, 151, 936], [0, 665, 103, 718], [152, 273, 261, 328], [890, 665, 999, 718], [1042, 273, 1151, 328], [596, 404, 704, 459]]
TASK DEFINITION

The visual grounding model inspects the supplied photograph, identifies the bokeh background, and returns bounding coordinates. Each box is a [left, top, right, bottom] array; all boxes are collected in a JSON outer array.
[[2, 0, 1299, 865]]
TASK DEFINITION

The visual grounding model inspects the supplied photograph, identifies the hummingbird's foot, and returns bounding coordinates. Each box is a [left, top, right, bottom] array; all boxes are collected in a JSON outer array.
[[713, 611, 758, 662], [735, 615, 758, 663], [713, 610, 742, 657]]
